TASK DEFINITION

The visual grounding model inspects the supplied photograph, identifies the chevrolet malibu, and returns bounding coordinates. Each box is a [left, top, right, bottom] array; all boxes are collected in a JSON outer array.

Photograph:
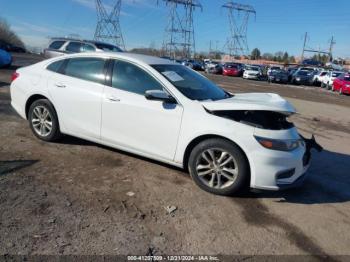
[[10, 53, 321, 195]]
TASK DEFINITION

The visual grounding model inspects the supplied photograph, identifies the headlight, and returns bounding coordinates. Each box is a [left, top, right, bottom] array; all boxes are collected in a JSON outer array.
[[296, 77, 301, 81], [255, 136, 302, 151], [346, 85, 350, 88]]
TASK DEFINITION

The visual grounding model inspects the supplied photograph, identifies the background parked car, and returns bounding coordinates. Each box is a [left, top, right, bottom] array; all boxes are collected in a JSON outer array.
[[0, 49, 12, 68], [44, 38, 123, 58], [267, 66, 282, 75], [243, 65, 262, 80], [312, 70, 328, 86], [205, 61, 223, 74], [332, 73, 350, 95], [267, 69, 289, 84], [222, 63, 243, 77], [291, 70, 314, 85], [182, 59, 203, 71], [321, 71, 343, 89], [0, 41, 26, 53]]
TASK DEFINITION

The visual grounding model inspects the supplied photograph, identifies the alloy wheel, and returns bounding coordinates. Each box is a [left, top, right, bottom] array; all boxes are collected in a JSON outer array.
[[196, 148, 238, 189], [31, 105, 53, 137]]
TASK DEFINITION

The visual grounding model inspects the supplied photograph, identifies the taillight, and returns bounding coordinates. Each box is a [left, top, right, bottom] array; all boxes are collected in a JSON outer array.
[[11, 72, 19, 82]]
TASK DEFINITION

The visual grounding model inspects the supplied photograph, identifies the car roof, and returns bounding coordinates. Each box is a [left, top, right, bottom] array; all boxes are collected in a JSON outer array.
[[57, 52, 175, 65], [50, 38, 120, 47]]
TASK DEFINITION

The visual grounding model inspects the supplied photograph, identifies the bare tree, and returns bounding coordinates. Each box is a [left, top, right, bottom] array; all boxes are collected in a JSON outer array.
[[0, 17, 24, 48]]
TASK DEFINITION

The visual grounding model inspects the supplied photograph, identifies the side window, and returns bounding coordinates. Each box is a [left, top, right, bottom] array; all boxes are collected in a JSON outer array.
[[64, 58, 106, 84], [81, 44, 96, 52], [111, 60, 163, 95], [49, 41, 65, 50], [65, 42, 83, 53], [47, 59, 65, 73]]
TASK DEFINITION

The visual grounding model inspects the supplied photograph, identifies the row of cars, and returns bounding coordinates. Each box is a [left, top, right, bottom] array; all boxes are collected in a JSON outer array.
[[198, 61, 349, 96], [269, 67, 350, 95]]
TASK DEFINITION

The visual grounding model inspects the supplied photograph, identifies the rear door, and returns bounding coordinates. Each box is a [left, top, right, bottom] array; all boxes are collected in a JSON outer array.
[[47, 57, 107, 139]]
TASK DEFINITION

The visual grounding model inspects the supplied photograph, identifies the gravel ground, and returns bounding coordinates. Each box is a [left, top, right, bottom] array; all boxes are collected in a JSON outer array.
[[0, 55, 350, 259]]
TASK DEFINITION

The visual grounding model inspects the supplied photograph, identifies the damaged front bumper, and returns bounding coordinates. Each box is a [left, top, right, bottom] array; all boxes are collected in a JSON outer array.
[[276, 135, 323, 190], [250, 131, 323, 191]]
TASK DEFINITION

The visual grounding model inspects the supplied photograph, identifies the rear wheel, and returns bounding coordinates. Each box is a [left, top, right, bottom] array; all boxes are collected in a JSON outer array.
[[28, 99, 62, 142], [188, 138, 249, 196]]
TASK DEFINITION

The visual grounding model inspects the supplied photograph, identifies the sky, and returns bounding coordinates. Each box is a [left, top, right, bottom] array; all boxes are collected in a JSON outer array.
[[0, 0, 349, 58]]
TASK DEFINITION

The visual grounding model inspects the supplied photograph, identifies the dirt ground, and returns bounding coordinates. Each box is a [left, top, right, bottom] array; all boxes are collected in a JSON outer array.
[[1, 55, 350, 259]]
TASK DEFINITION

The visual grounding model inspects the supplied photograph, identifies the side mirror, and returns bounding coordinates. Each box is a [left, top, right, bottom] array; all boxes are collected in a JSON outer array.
[[145, 90, 177, 104]]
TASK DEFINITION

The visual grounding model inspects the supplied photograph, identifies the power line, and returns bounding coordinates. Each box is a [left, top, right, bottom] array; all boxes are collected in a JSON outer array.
[[94, 0, 125, 49]]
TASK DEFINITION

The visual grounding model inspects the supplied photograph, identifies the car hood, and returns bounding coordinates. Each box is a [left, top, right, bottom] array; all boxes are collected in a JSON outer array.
[[201, 93, 296, 115]]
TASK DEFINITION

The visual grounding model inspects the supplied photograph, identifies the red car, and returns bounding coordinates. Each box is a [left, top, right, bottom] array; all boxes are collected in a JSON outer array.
[[222, 63, 242, 77], [332, 73, 350, 95]]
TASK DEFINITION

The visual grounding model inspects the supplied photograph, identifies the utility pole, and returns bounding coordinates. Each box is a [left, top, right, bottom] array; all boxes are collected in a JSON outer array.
[[301, 32, 307, 63], [301, 32, 335, 65], [159, 0, 202, 59], [94, 0, 125, 50], [329, 36, 336, 62], [222, 1, 256, 57]]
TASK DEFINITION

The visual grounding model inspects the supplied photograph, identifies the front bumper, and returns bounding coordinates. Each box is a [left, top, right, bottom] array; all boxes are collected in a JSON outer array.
[[244, 74, 261, 79], [250, 134, 322, 191]]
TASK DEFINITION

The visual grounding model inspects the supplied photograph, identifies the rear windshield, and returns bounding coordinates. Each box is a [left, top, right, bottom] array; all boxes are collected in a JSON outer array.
[[332, 72, 342, 77], [344, 76, 350, 81], [95, 43, 123, 52]]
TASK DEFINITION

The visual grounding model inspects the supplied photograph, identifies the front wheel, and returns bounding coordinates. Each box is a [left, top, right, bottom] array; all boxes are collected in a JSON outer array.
[[188, 138, 249, 196], [28, 99, 62, 142]]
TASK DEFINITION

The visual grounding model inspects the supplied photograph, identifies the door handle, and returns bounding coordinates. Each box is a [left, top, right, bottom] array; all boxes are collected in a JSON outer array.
[[55, 83, 66, 88], [107, 95, 120, 102]]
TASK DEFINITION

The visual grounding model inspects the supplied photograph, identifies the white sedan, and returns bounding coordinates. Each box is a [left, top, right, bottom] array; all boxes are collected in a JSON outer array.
[[10, 52, 321, 195], [243, 65, 262, 80]]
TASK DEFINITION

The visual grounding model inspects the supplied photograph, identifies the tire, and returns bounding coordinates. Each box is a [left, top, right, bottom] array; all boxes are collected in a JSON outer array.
[[321, 82, 325, 88], [28, 99, 62, 142], [331, 84, 335, 92], [188, 138, 249, 196]]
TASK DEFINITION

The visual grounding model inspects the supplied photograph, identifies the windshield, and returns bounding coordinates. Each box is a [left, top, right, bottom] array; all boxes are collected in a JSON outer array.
[[152, 64, 231, 101], [246, 66, 259, 71], [344, 76, 350, 81], [332, 72, 342, 77], [225, 64, 238, 69], [94, 43, 123, 52], [297, 71, 309, 76]]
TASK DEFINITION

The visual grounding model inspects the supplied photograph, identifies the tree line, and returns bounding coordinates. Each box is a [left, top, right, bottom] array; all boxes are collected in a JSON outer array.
[[0, 17, 24, 48], [250, 48, 296, 64]]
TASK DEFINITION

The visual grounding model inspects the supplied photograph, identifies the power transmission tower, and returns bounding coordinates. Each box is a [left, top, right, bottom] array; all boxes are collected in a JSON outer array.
[[159, 0, 202, 59], [222, 1, 256, 57], [94, 0, 125, 50]]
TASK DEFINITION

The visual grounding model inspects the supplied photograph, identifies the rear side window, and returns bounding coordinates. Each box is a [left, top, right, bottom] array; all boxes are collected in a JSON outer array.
[[49, 41, 65, 50], [111, 60, 163, 95], [64, 58, 106, 84], [65, 42, 83, 53], [47, 59, 65, 73]]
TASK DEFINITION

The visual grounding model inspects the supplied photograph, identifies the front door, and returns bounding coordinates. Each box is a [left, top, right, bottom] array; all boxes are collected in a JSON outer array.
[[101, 60, 183, 161]]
